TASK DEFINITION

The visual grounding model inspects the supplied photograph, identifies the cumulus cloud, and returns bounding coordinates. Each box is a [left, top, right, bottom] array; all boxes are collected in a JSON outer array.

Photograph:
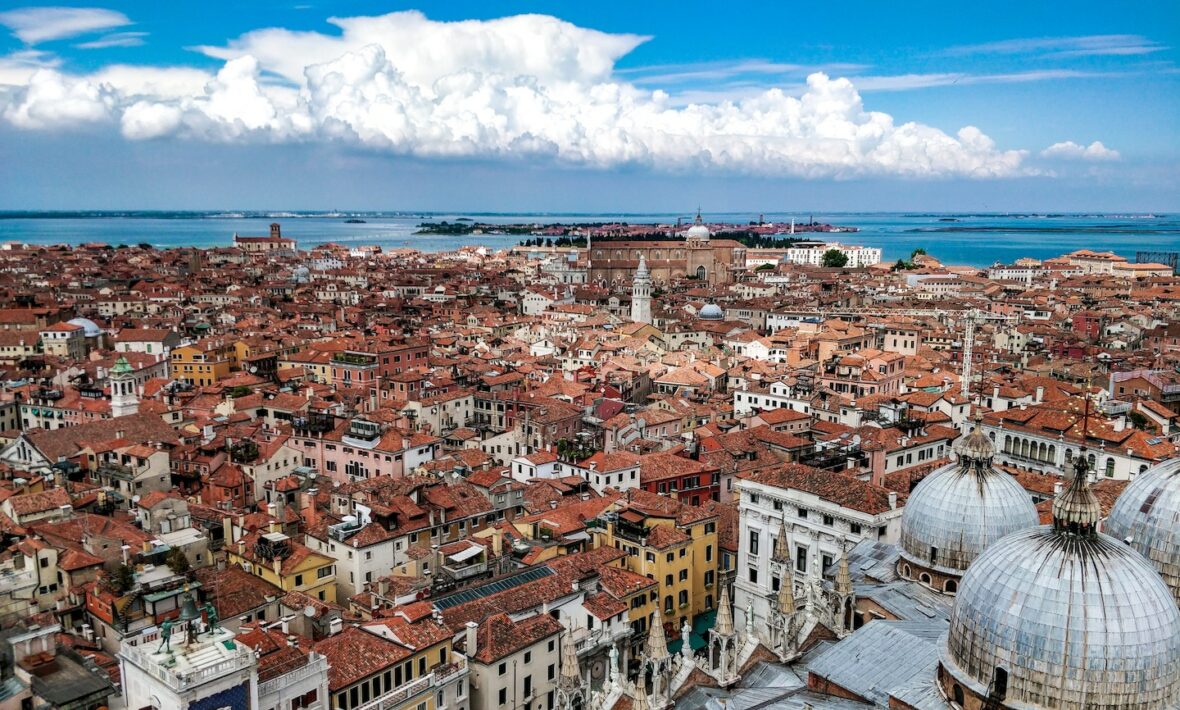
[[1040, 140, 1120, 161], [0, 6, 131, 44], [0, 10, 1043, 178]]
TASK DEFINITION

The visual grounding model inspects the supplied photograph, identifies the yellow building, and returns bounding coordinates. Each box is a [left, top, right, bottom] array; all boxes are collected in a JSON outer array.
[[225, 530, 337, 603], [171, 339, 237, 387], [592, 489, 720, 652]]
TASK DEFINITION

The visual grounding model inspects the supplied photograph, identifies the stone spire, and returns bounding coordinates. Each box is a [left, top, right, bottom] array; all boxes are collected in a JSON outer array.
[[1053, 449, 1101, 536], [772, 517, 791, 564], [777, 574, 795, 612], [558, 629, 580, 688], [631, 682, 651, 710], [954, 413, 995, 473], [645, 608, 670, 662], [835, 551, 853, 597], [714, 585, 735, 637], [555, 629, 585, 710]]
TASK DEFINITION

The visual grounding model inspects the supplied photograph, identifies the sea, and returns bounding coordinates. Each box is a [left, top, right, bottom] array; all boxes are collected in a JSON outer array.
[[0, 211, 1176, 268]]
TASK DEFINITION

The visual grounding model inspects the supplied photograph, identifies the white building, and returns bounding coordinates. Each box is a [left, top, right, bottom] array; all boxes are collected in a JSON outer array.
[[732, 465, 902, 633], [568, 451, 642, 494], [783, 243, 882, 268], [120, 596, 259, 710], [733, 381, 813, 417]]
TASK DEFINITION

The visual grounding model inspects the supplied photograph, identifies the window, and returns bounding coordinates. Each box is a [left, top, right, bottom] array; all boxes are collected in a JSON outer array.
[[524, 651, 531, 664], [665, 574, 673, 586], [294, 574, 304, 586], [705, 544, 713, 562], [498, 662, 507, 676], [499, 688, 507, 705], [823, 514, 834, 526], [795, 547, 807, 573], [548, 663, 555, 680], [797, 507, 807, 519], [748, 530, 759, 556], [850, 522, 862, 535], [523, 675, 532, 698], [748, 567, 758, 584], [679, 569, 688, 582]]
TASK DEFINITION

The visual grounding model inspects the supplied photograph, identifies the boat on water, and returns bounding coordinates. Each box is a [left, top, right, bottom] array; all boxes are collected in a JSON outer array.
[[344, 218, 367, 223]]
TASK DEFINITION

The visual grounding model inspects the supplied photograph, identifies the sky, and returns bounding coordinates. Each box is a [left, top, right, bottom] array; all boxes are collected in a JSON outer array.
[[0, 1, 1177, 211]]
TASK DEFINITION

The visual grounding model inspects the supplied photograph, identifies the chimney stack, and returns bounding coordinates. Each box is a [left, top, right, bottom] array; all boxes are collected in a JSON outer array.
[[465, 621, 478, 655]]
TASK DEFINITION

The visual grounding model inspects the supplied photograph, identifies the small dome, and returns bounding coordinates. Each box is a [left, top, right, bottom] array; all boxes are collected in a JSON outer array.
[[898, 458, 1038, 576], [67, 317, 103, 338], [1105, 457, 1180, 605], [685, 210, 711, 241], [942, 457, 1180, 710], [699, 304, 723, 320]]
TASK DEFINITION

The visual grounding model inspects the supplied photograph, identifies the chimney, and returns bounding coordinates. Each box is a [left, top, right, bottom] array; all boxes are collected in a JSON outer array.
[[1053, 481, 1063, 496], [328, 617, 343, 636], [281, 617, 290, 635], [888, 491, 898, 510], [1035, 386, 1044, 403], [120, 544, 130, 565], [465, 621, 478, 655]]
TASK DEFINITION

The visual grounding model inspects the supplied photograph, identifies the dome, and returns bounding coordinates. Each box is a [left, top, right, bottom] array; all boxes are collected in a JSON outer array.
[[685, 210, 711, 241], [67, 317, 103, 338], [898, 421, 1038, 577], [699, 304, 723, 320], [1105, 457, 1180, 605], [941, 456, 1180, 710]]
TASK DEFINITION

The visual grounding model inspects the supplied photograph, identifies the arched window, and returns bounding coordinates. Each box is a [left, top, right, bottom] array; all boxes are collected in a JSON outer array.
[[944, 579, 958, 594], [993, 667, 1009, 700], [1048, 445, 1056, 462], [696, 265, 707, 280], [1004, 435, 1012, 453], [664, 596, 673, 615], [1105, 458, 1115, 477], [952, 684, 965, 707], [919, 572, 931, 585], [1065, 448, 1073, 463]]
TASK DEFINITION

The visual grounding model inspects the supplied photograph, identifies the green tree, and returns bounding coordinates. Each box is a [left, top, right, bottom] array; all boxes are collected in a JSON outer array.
[[1128, 410, 1151, 431], [166, 547, 191, 575], [109, 564, 136, 594], [821, 249, 849, 268], [911, 248, 927, 258], [755, 262, 776, 271]]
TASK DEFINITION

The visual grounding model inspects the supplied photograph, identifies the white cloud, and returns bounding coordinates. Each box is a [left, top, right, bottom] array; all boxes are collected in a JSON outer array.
[[0, 6, 131, 44], [1040, 140, 1120, 161], [944, 34, 1165, 59], [75, 31, 147, 49], [0, 11, 1047, 178]]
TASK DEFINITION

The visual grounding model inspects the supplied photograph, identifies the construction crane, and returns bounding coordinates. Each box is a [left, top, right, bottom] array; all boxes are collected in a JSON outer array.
[[776, 306, 1019, 397]]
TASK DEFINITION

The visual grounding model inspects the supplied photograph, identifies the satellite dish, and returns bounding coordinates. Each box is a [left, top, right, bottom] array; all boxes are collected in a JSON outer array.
[[304, 605, 316, 617], [249, 366, 258, 374], [132, 495, 141, 503]]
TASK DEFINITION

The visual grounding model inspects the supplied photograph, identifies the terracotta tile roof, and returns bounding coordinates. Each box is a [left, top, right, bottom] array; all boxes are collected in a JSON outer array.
[[741, 463, 903, 515], [314, 627, 410, 690], [463, 613, 563, 663]]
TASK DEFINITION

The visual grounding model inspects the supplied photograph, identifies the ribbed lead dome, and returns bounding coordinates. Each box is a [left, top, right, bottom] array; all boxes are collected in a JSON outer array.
[[1105, 457, 1180, 606], [942, 455, 1180, 710], [898, 420, 1038, 575]]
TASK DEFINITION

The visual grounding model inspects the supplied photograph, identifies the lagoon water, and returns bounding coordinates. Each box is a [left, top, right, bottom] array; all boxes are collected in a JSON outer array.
[[0, 211, 1175, 268]]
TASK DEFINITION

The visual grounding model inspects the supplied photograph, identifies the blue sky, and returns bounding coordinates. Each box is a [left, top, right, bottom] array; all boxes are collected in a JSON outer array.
[[0, 1, 1177, 210]]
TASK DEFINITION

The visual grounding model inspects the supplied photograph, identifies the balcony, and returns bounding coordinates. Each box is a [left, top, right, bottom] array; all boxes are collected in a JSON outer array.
[[120, 635, 255, 693], [572, 624, 632, 656], [258, 653, 328, 697], [353, 657, 468, 710]]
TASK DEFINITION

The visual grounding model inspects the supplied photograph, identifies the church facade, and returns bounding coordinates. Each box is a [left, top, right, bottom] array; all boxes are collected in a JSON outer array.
[[587, 213, 746, 286]]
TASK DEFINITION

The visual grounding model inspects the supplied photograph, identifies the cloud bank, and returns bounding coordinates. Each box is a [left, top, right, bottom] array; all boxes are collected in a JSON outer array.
[[0, 10, 1053, 178], [1040, 140, 1120, 161]]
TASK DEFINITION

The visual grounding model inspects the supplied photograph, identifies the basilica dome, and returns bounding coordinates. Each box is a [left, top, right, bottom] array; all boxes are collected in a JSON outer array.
[[1105, 457, 1180, 605], [939, 456, 1180, 710], [897, 421, 1038, 583], [685, 210, 711, 241], [699, 304, 723, 320], [67, 317, 103, 338]]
